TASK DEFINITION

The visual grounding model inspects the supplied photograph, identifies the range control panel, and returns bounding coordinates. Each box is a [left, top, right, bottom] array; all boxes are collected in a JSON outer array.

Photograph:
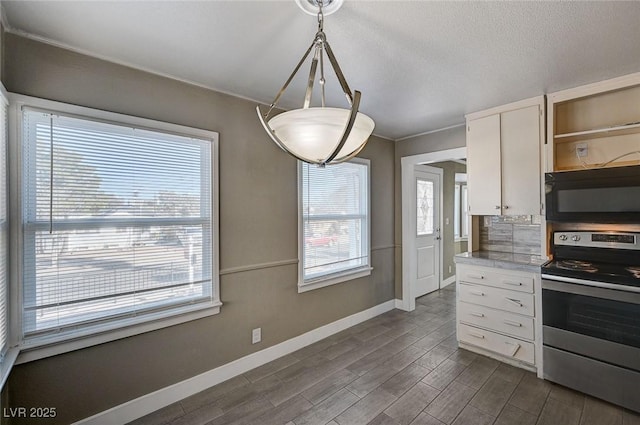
[[554, 232, 639, 250]]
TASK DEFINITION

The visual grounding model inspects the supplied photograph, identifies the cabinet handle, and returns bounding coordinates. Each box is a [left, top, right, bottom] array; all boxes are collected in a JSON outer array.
[[468, 274, 484, 280], [470, 312, 485, 318], [495, 206, 501, 210], [505, 297, 523, 307], [504, 341, 521, 356], [469, 331, 485, 339], [502, 280, 522, 286], [503, 319, 522, 327], [504, 205, 510, 210], [470, 290, 485, 296]]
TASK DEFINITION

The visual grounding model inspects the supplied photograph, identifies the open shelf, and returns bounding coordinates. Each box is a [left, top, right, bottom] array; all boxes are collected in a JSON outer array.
[[554, 122, 640, 143]]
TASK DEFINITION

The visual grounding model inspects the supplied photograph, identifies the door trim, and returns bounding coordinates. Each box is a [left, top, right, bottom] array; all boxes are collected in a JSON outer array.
[[400, 147, 466, 311]]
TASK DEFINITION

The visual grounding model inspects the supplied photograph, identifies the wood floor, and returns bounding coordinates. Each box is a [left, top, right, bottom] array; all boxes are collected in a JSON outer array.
[[130, 285, 640, 425]]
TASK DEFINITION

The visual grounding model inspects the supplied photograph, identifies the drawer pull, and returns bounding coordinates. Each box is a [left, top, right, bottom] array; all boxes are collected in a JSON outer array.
[[504, 341, 521, 356], [505, 297, 523, 307], [502, 280, 523, 287], [468, 331, 485, 339], [470, 290, 485, 296], [468, 274, 484, 280], [503, 319, 522, 327], [470, 312, 485, 318]]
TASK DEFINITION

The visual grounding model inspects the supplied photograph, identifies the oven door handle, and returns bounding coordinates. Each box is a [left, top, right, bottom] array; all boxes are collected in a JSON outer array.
[[542, 276, 640, 305]]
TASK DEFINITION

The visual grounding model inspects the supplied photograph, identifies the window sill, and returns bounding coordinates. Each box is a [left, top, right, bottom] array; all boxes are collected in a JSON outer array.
[[455, 237, 469, 243], [0, 348, 19, 390], [298, 267, 373, 293], [16, 300, 222, 364]]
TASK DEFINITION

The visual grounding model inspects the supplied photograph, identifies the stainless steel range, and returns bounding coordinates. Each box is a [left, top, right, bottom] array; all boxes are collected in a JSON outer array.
[[541, 231, 640, 412]]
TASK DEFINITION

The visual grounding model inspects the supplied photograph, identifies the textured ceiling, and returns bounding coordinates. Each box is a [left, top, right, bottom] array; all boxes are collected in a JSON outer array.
[[4, 1, 640, 140]]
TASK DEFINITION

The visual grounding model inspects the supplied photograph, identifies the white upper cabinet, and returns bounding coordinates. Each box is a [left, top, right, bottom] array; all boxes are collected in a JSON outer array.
[[466, 96, 544, 216], [467, 114, 501, 215]]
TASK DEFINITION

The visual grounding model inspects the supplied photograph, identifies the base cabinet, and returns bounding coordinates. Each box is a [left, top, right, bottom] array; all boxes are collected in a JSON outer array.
[[456, 263, 540, 371]]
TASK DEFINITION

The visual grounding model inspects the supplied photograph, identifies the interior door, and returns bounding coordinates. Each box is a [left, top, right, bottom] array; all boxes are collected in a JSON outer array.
[[412, 165, 441, 297]]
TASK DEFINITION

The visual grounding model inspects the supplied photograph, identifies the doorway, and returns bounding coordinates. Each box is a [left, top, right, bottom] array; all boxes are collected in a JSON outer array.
[[401, 147, 466, 311]]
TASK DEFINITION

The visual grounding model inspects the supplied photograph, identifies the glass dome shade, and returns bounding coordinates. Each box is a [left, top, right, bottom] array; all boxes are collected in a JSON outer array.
[[268, 107, 375, 163]]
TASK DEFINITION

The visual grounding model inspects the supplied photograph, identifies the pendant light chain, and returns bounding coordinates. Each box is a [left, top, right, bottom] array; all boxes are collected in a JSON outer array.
[[317, 1, 327, 108]]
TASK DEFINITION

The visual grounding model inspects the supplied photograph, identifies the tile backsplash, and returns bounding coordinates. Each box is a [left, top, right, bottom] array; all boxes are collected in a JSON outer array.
[[479, 215, 542, 256]]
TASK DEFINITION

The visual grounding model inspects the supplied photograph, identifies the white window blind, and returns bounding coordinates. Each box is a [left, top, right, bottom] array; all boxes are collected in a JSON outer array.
[[0, 91, 8, 357], [22, 108, 215, 341], [301, 160, 370, 283]]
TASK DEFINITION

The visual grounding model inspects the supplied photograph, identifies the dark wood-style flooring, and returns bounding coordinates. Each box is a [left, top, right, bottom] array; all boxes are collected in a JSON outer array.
[[130, 285, 640, 425]]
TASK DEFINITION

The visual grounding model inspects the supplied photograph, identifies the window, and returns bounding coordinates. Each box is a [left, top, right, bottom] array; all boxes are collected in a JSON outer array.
[[18, 99, 219, 349], [417, 179, 435, 236], [454, 173, 469, 240], [299, 159, 371, 292]]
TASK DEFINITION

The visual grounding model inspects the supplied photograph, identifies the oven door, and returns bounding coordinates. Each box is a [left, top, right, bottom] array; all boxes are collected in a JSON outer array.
[[542, 278, 640, 371], [545, 165, 640, 223], [542, 278, 640, 412]]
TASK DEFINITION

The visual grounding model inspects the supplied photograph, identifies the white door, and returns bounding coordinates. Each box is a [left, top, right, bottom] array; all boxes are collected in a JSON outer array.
[[412, 165, 441, 297]]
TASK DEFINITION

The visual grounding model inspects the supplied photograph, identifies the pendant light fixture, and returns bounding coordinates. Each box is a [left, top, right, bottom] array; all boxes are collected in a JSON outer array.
[[256, 0, 375, 166]]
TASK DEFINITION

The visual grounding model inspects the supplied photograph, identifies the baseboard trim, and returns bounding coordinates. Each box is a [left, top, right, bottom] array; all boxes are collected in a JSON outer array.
[[394, 299, 404, 309], [441, 276, 456, 288], [74, 299, 396, 425]]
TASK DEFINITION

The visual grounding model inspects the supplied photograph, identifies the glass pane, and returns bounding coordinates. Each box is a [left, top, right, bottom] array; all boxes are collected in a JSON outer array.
[[461, 185, 469, 237], [417, 179, 434, 236], [454, 184, 461, 238], [303, 218, 366, 278]]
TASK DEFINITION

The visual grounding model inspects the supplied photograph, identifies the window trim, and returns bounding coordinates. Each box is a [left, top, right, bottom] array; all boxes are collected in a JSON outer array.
[[0, 83, 14, 388], [297, 158, 372, 293], [9, 93, 221, 363]]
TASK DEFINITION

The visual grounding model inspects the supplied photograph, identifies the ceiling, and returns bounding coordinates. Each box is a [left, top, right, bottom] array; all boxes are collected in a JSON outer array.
[[3, 1, 640, 141]]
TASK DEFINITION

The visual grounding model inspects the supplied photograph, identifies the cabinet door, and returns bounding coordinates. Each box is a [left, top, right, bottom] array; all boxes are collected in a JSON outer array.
[[467, 114, 501, 215], [501, 105, 541, 215]]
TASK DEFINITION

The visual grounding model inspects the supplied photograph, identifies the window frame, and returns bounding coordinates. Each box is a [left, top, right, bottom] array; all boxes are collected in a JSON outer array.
[[454, 173, 469, 242], [297, 158, 372, 293], [0, 83, 20, 388], [9, 94, 221, 363]]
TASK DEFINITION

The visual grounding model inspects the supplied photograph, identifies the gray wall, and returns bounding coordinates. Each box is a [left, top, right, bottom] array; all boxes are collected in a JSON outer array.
[[3, 33, 395, 424], [393, 127, 466, 297], [425, 161, 467, 281]]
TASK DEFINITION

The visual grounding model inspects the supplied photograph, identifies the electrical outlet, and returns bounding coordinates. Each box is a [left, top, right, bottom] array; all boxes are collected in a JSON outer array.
[[576, 143, 588, 157], [448, 265, 452, 273], [252, 328, 261, 344], [445, 217, 449, 225]]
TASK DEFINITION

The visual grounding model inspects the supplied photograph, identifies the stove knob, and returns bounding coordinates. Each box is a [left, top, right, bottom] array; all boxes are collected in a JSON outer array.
[[559, 234, 568, 241], [571, 235, 581, 242]]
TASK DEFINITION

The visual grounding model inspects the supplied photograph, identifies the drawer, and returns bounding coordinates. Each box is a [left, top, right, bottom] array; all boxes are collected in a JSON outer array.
[[458, 265, 534, 293], [458, 301, 534, 340], [458, 323, 535, 365], [459, 283, 535, 317]]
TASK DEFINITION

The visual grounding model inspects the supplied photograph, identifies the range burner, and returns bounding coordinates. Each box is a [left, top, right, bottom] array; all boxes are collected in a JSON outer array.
[[556, 260, 598, 273], [626, 266, 640, 279]]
